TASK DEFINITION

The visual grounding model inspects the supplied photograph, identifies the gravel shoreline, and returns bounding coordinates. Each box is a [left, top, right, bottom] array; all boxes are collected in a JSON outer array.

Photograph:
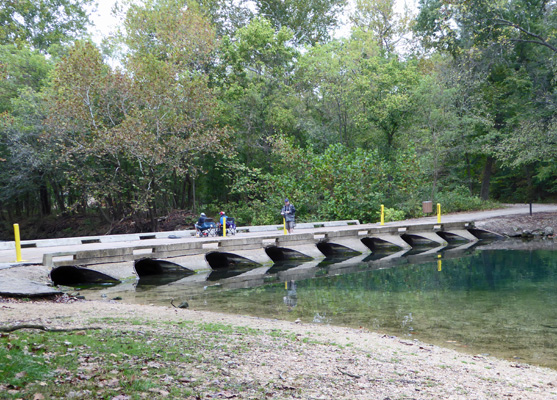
[[2, 299, 557, 399]]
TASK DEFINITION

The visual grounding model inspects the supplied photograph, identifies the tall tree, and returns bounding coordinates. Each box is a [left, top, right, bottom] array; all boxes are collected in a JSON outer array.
[[255, 0, 347, 46], [350, 0, 415, 54], [216, 17, 299, 167], [197, 0, 254, 38], [415, 0, 557, 201], [0, 0, 94, 52], [353, 44, 420, 156], [0, 45, 57, 218], [48, 1, 227, 226]]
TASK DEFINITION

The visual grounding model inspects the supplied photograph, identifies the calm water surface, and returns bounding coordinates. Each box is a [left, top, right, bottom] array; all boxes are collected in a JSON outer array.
[[82, 247, 557, 369]]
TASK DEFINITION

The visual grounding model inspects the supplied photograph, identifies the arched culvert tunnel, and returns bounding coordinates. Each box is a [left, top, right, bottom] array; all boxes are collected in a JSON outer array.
[[436, 231, 469, 243], [50, 266, 121, 286], [264, 246, 313, 262], [134, 258, 195, 278], [468, 228, 506, 240], [361, 237, 404, 252], [205, 251, 261, 269], [316, 241, 361, 257], [400, 234, 439, 248]]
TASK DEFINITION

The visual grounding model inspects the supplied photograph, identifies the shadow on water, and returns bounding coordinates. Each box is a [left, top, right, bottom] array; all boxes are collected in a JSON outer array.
[[266, 260, 308, 274], [206, 267, 254, 282], [78, 241, 557, 370], [136, 273, 194, 289]]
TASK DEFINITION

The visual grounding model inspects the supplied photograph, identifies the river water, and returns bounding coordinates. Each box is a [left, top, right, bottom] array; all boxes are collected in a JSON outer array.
[[80, 242, 557, 369]]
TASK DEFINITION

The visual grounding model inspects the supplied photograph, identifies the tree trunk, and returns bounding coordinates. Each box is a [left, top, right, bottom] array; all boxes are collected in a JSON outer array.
[[465, 153, 473, 194], [39, 182, 51, 216], [51, 180, 66, 213], [480, 156, 494, 200]]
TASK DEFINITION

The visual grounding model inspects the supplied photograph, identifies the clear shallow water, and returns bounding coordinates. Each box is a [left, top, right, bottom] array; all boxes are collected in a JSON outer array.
[[81, 247, 557, 369]]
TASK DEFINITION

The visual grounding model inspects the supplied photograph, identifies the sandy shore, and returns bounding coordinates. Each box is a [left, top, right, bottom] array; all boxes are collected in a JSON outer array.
[[2, 299, 557, 399]]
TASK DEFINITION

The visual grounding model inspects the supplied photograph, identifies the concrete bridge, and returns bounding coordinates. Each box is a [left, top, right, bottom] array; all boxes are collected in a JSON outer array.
[[1, 203, 555, 296], [17, 220, 490, 285]]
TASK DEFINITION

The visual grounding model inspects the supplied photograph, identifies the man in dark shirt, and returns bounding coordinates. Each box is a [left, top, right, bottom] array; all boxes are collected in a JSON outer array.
[[281, 198, 296, 234]]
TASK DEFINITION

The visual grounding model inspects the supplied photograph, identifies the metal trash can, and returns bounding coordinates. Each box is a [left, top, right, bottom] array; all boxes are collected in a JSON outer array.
[[422, 201, 433, 213]]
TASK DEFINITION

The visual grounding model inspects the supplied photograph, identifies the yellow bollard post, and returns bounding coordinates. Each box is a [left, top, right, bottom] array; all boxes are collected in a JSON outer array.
[[380, 204, 384, 226], [437, 203, 441, 223], [223, 217, 226, 238], [283, 217, 288, 235], [437, 254, 442, 271], [14, 223, 22, 262]]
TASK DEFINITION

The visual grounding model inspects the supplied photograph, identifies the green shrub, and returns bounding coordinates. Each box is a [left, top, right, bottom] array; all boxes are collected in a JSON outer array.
[[434, 187, 498, 213], [383, 207, 406, 222]]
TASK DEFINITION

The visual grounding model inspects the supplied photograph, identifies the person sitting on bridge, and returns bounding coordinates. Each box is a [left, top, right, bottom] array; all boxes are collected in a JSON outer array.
[[195, 213, 213, 236]]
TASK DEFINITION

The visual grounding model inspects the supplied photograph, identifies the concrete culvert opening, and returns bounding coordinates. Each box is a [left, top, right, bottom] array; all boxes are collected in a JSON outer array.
[[468, 228, 506, 240], [264, 246, 313, 262], [437, 231, 468, 243], [361, 237, 403, 252], [316, 242, 361, 257], [134, 258, 194, 277], [205, 251, 261, 269], [400, 234, 438, 248], [50, 266, 120, 286]]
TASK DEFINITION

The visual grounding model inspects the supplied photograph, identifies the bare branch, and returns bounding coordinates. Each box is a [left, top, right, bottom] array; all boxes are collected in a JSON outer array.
[[0, 324, 102, 332], [493, 18, 557, 53]]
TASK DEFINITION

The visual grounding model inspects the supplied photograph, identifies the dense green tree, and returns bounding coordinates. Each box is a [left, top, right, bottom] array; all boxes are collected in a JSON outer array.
[[197, 0, 254, 38], [353, 46, 420, 156], [255, 0, 347, 46], [47, 1, 228, 227], [350, 0, 415, 54], [0, 45, 56, 218], [0, 45, 52, 114], [295, 38, 364, 149], [216, 17, 299, 168], [415, 0, 557, 201], [0, 0, 94, 52]]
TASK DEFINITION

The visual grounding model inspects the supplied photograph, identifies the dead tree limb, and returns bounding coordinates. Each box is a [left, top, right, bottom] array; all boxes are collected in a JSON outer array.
[[337, 367, 362, 379], [0, 324, 102, 333]]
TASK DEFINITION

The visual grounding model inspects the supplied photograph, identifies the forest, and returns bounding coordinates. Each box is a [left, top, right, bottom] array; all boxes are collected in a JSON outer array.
[[1, 0, 556, 236]]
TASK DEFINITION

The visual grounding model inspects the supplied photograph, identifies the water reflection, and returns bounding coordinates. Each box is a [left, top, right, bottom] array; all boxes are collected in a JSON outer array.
[[136, 273, 193, 289], [79, 245, 557, 369], [206, 266, 257, 281]]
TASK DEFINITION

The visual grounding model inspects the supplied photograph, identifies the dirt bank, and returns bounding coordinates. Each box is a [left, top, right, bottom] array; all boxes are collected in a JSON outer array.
[[474, 211, 557, 237]]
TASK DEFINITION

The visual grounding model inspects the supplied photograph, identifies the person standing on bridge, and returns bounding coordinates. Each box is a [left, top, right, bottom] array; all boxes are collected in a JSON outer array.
[[281, 198, 296, 234]]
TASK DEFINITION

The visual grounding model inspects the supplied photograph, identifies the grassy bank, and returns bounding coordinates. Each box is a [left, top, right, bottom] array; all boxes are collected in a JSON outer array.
[[1, 317, 307, 399]]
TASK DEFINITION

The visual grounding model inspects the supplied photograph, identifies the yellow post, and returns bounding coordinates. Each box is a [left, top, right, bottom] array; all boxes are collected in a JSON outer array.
[[380, 204, 384, 226], [223, 217, 226, 238], [437, 203, 441, 223], [283, 217, 288, 234], [14, 223, 22, 262], [437, 254, 442, 271]]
